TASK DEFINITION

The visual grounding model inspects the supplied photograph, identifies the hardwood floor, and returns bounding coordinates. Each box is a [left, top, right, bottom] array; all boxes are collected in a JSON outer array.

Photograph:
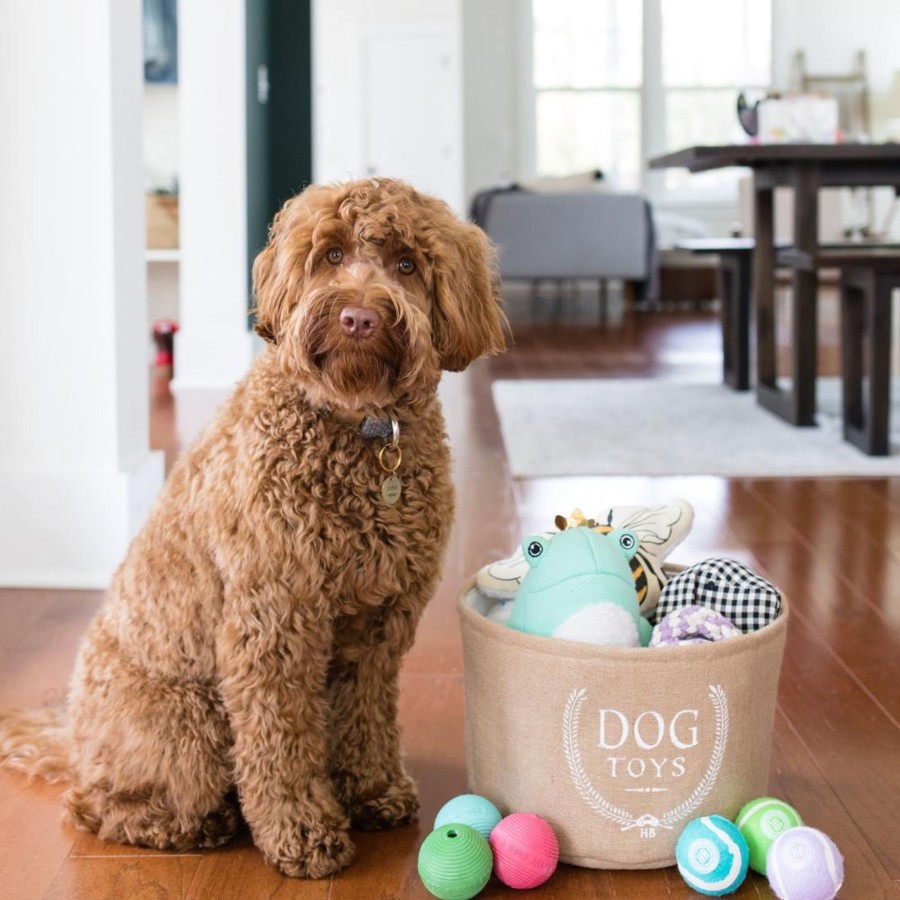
[[2, 304, 899, 899]]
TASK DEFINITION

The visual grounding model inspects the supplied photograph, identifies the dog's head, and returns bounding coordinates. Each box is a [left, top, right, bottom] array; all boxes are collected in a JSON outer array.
[[252, 178, 508, 410]]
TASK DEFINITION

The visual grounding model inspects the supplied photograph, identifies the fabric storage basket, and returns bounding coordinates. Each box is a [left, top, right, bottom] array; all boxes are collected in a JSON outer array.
[[458, 574, 789, 869]]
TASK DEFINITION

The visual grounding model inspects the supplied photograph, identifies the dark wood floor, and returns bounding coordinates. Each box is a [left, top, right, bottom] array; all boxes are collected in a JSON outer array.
[[2, 304, 899, 899]]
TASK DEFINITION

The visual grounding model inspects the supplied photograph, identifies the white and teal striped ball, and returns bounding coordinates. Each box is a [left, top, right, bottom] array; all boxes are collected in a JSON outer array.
[[676, 815, 750, 896], [767, 827, 844, 900]]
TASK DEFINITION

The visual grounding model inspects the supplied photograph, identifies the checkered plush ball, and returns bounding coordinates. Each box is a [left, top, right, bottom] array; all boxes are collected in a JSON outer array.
[[654, 558, 781, 633]]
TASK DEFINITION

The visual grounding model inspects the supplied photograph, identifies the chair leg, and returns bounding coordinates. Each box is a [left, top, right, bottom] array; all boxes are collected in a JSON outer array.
[[840, 270, 866, 444], [865, 273, 893, 455], [552, 280, 563, 321], [717, 251, 752, 391], [841, 268, 895, 456], [529, 279, 540, 320]]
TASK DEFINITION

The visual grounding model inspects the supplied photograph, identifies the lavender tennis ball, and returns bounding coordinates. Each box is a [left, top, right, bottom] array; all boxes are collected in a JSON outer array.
[[418, 823, 493, 900], [676, 815, 749, 896], [736, 797, 803, 874], [767, 827, 844, 900], [434, 794, 502, 841]]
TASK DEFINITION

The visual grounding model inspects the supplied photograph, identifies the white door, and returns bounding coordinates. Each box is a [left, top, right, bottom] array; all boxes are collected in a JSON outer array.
[[361, 25, 463, 213]]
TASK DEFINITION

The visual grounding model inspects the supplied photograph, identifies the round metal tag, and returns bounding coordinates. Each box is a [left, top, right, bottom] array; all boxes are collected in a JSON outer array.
[[382, 475, 402, 505]]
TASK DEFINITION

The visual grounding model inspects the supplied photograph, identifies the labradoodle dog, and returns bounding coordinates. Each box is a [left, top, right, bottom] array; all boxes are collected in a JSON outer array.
[[0, 178, 507, 878]]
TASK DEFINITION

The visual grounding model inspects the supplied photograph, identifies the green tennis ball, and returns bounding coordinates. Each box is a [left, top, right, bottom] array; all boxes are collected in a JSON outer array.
[[418, 823, 493, 900], [736, 797, 803, 874]]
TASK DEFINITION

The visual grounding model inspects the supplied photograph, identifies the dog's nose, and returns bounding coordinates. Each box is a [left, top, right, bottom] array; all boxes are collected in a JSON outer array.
[[339, 306, 380, 339]]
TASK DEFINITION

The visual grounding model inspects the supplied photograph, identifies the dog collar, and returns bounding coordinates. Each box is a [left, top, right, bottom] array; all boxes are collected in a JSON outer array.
[[320, 406, 397, 439], [360, 417, 398, 441]]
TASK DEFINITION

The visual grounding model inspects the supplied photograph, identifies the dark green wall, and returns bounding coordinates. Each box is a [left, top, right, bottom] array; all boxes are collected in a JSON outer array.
[[245, 0, 312, 314], [267, 0, 313, 214], [245, 0, 270, 305]]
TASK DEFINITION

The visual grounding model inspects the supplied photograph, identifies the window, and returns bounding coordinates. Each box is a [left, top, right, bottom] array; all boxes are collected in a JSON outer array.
[[532, 0, 772, 200]]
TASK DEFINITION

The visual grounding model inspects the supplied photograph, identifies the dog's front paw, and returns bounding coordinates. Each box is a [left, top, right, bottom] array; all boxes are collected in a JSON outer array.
[[348, 773, 420, 832], [261, 821, 355, 879]]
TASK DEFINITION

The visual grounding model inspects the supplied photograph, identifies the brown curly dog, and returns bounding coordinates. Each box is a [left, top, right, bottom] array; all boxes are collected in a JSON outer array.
[[0, 178, 507, 878]]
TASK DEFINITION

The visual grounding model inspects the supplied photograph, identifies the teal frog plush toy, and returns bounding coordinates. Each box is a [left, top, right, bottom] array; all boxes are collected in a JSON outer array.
[[507, 527, 652, 647]]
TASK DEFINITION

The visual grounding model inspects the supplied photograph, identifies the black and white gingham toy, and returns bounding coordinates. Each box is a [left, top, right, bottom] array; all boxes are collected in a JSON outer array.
[[654, 558, 782, 633]]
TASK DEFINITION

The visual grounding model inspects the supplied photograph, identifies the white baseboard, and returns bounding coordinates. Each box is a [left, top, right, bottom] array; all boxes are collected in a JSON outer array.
[[0, 572, 113, 590], [0, 451, 165, 589]]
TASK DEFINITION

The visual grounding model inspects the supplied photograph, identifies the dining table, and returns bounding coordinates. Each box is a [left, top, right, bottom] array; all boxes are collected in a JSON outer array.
[[650, 143, 900, 426]]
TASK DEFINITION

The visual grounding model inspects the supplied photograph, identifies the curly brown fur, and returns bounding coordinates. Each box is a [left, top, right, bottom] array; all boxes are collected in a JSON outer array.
[[0, 178, 508, 878]]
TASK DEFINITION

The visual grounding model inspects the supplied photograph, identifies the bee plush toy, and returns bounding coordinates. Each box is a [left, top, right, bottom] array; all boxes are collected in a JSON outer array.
[[477, 499, 694, 621]]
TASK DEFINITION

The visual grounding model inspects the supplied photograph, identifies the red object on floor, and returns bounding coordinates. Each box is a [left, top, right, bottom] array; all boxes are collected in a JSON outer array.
[[152, 318, 179, 378]]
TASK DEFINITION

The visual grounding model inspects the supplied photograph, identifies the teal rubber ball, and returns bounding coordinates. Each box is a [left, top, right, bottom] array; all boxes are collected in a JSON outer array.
[[434, 794, 502, 841], [676, 815, 750, 896], [418, 823, 493, 900]]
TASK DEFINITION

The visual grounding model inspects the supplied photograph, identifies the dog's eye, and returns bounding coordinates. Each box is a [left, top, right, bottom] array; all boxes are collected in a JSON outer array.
[[397, 257, 416, 276], [326, 248, 344, 265]]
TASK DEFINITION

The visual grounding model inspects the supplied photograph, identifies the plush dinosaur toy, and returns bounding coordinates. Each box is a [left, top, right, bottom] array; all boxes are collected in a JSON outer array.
[[507, 527, 652, 647]]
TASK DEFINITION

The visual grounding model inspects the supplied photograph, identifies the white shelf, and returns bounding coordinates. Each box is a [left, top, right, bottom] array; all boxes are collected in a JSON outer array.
[[146, 248, 181, 263]]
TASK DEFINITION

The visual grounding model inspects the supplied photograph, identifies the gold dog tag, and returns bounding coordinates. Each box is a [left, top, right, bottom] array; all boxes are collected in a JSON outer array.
[[382, 475, 402, 505], [376, 419, 402, 505]]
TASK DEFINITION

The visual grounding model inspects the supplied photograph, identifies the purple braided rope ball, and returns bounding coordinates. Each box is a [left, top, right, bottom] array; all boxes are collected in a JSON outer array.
[[650, 604, 742, 648]]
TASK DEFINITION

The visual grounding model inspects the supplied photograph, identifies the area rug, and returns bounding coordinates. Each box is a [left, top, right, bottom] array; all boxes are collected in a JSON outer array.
[[492, 378, 900, 477]]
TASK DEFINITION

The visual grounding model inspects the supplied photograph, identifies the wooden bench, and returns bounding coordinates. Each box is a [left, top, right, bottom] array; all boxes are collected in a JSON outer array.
[[675, 238, 757, 391], [675, 238, 794, 391], [680, 240, 900, 454], [776, 247, 900, 456]]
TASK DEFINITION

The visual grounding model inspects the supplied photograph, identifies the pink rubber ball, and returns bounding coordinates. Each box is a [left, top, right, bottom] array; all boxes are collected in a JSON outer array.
[[489, 812, 559, 889]]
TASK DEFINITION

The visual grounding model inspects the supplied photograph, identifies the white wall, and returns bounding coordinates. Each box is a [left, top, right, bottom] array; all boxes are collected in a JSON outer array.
[[313, 0, 464, 212], [143, 83, 179, 191], [773, 0, 900, 139], [461, 0, 532, 204], [174, 0, 257, 390], [770, 0, 900, 239], [0, 0, 164, 587], [312, 0, 541, 213]]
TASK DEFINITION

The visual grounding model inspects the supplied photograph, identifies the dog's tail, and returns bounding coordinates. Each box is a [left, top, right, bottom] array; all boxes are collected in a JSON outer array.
[[0, 707, 71, 783]]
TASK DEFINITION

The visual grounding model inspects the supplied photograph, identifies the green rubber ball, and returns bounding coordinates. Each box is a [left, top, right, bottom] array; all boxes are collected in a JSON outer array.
[[418, 823, 493, 900], [735, 797, 803, 875]]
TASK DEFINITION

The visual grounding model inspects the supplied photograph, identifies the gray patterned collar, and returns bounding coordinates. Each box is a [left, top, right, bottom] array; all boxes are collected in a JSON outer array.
[[361, 417, 399, 442]]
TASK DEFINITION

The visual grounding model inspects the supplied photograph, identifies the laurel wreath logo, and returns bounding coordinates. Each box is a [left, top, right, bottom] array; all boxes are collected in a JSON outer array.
[[562, 684, 729, 838]]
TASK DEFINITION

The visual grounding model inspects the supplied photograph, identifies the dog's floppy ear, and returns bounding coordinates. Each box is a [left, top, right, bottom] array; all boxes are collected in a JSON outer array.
[[431, 222, 509, 371], [251, 192, 315, 344], [251, 240, 280, 343]]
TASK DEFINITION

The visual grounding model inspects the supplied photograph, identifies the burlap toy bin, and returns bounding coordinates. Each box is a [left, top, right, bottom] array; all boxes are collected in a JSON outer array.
[[458, 577, 789, 869]]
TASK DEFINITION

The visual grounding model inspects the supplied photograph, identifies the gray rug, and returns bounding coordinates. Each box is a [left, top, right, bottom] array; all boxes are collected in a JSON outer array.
[[492, 378, 900, 477]]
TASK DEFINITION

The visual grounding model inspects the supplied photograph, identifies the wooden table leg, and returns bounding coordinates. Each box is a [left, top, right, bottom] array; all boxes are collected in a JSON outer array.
[[841, 268, 897, 455], [841, 269, 866, 445], [756, 165, 819, 426], [790, 165, 819, 426], [753, 177, 776, 393], [867, 273, 895, 454], [718, 251, 752, 391]]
